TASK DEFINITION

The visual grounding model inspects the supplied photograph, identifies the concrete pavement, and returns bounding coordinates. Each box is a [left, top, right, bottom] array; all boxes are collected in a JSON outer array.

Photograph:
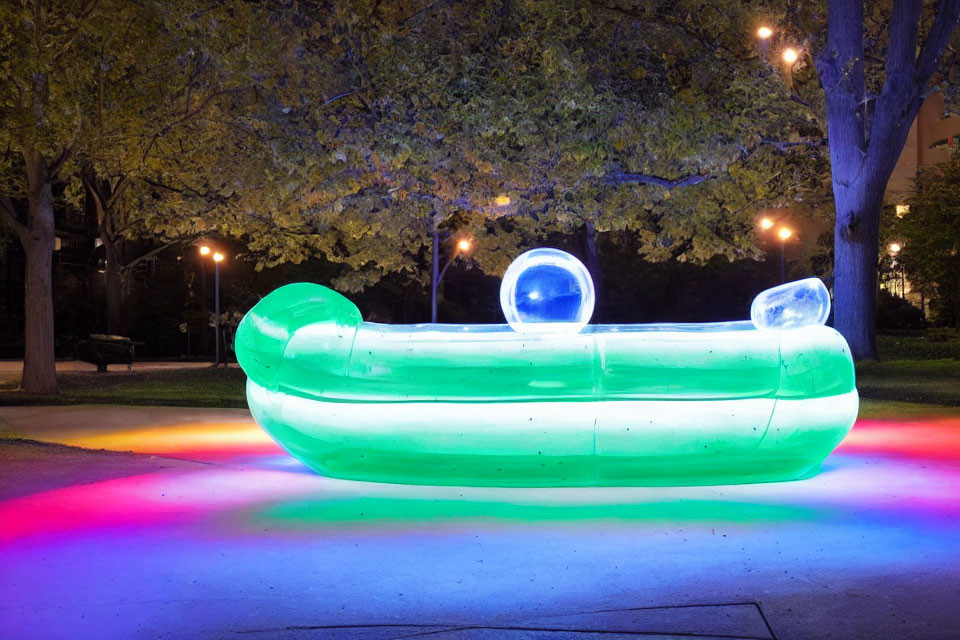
[[1, 403, 958, 639]]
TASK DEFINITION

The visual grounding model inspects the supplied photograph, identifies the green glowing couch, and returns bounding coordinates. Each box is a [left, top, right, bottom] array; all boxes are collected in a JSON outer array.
[[236, 283, 857, 487]]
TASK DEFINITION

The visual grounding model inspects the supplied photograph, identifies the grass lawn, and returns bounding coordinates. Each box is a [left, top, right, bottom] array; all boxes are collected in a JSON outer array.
[[876, 330, 960, 360], [0, 367, 248, 408], [856, 359, 960, 406], [857, 397, 959, 419], [855, 330, 960, 406]]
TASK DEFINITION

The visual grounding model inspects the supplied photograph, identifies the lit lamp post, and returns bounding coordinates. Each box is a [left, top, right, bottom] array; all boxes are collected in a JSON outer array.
[[758, 218, 794, 284], [213, 252, 224, 365], [756, 26, 773, 54], [777, 227, 793, 284], [889, 242, 904, 298], [198, 245, 210, 357], [198, 245, 226, 366], [780, 46, 800, 87], [431, 238, 472, 323]]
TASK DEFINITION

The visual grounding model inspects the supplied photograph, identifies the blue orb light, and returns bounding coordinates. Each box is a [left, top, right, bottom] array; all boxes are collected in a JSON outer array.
[[500, 248, 595, 334]]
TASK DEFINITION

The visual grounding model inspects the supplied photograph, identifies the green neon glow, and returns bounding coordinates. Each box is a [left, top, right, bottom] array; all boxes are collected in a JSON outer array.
[[236, 283, 857, 487]]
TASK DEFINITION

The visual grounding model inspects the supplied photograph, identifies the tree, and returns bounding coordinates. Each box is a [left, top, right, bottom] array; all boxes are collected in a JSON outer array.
[[0, 0, 282, 389], [896, 153, 960, 328], [767, 0, 960, 358], [73, 2, 278, 334], [0, 1, 94, 393], [232, 0, 826, 308]]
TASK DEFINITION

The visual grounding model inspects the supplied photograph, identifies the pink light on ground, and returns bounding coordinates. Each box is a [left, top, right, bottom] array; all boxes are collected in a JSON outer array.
[[0, 468, 320, 545], [838, 416, 960, 462]]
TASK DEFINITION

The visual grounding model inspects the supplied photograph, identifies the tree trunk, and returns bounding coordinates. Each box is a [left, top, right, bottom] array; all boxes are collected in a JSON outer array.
[[581, 220, 602, 323], [832, 183, 883, 360], [21, 151, 58, 394], [102, 234, 124, 335]]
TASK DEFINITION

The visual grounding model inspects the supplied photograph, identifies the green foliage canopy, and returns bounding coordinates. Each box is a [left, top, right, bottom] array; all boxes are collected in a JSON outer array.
[[217, 0, 828, 291]]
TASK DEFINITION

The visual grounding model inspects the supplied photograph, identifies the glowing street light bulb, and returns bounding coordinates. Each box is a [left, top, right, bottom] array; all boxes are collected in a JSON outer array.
[[199, 245, 211, 256], [213, 252, 224, 263], [782, 48, 799, 64], [494, 195, 511, 207], [757, 26, 773, 39], [457, 239, 471, 252], [889, 242, 902, 253], [760, 217, 774, 230], [778, 228, 793, 240]]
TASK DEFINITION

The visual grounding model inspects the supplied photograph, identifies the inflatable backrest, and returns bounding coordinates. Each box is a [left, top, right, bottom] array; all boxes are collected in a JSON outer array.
[[235, 283, 362, 392]]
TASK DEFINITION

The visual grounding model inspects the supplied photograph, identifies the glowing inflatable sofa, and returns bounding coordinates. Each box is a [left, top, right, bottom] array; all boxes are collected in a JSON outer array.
[[236, 249, 857, 487]]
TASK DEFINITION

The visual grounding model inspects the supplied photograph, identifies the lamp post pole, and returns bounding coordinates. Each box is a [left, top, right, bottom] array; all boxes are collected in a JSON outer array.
[[213, 252, 224, 366], [780, 239, 786, 284], [777, 227, 792, 284], [758, 218, 794, 285], [889, 243, 904, 298], [200, 258, 207, 357], [431, 223, 439, 323], [214, 259, 220, 366], [198, 245, 211, 359], [431, 236, 471, 323]]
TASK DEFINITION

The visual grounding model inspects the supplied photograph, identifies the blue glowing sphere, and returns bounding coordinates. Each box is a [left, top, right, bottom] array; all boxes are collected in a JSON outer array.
[[500, 248, 595, 334]]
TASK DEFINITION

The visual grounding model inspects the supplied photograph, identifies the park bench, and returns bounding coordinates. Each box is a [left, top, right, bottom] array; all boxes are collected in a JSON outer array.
[[76, 334, 145, 372]]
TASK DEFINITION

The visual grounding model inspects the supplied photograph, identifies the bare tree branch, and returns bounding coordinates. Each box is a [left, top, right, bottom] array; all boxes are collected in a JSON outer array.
[[120, 237, 190, 272], [141, 88, 242, 163], [886, 0, 922, 78], [916, 0, 960, 81], [817, 0, 868, 158], [761, 137, 828, 151], [601, 172, 716, 188], [321, 91, 358, 107], [47, 148, 73, 180]]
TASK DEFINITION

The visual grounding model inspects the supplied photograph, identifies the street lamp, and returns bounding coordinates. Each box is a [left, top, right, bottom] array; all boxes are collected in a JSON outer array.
[[198, 245, 226, 366], [889, 242, 905, 298], [758, 217, 796, 284], [212, 252, 225, 366], [782, 48, 799, 64], [197, 245, 210, 357], [431, 237, 472, 323], [777, 227, 793, 284], [757, 26, 773, 39]]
